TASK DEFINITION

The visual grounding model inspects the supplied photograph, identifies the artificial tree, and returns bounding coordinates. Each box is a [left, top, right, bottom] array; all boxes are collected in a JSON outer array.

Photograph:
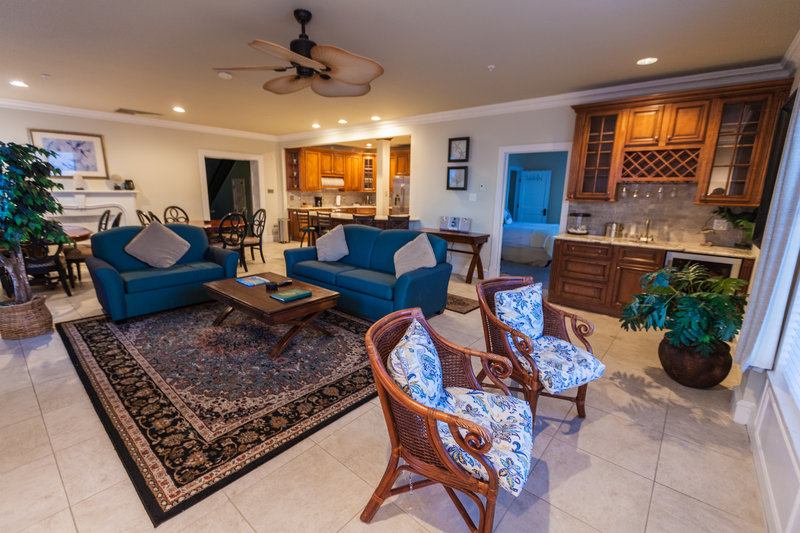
[[0, 141, 67, 304]]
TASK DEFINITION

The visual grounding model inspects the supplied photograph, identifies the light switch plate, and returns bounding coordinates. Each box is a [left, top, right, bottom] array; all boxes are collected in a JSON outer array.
[[469, 193, 477, 202]]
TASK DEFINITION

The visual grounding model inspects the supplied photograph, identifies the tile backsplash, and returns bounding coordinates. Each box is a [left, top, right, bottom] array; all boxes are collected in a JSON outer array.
[[287, 191, 373, 208], [567, 183, 748, 247]]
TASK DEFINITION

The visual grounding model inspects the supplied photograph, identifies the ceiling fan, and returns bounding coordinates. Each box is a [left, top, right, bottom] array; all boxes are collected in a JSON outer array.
[[215, 9, 384, 97]]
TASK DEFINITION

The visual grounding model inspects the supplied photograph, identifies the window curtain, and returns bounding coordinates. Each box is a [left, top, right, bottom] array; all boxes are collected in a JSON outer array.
[[735, 91, 800, 371]]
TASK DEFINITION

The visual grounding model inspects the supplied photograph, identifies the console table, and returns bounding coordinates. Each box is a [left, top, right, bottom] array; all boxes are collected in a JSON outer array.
[[419, 228, 490, 284]]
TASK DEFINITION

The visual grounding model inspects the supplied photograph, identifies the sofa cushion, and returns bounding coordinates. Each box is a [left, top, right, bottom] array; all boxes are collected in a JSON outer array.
[[394, 233, 437, 278], [123, 222, 191, 268], [120, 261, 223, 293], [337, 269, 396, 300], [93, 224, 210, 272], [339, 225, 381, 269], [387, 319, 443, 407], [293, 260, 357, 285], [316, 224, 349, 262], [527, 336, 605, 394]]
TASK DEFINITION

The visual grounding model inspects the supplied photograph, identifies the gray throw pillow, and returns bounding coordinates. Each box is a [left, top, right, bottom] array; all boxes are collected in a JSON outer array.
[[394, 234, 437, 278], [124, 222, 191, 268], [316, 224, 349, 262]]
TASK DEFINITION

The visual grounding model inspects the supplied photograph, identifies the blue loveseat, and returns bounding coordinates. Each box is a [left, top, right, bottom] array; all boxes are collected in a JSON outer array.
[[284, 225, 452, 320], [86, 224, 239, 321]]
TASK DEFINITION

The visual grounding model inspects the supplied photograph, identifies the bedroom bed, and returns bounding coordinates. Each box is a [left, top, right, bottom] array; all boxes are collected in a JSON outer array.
[[501, 222, 560, 267]]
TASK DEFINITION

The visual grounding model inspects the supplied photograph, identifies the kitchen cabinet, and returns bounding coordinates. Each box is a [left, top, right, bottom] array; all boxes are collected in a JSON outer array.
[[284, 148, 321, 191], [362, 154, 375, 191], [285, 149, 301, 191], [394, 150, 410, 175], [566, 79, 791, 204], [549, 238, 754, 316], [344, 153, 361, 191], [319, 150, 345, 176]]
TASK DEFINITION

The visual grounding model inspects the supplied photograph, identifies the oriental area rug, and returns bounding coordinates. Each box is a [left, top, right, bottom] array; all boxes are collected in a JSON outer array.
[[56, 303, 376, 526]]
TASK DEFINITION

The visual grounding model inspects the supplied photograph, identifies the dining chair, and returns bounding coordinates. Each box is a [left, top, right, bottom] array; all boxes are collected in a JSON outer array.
[[163, 205, 189, 223], [352, 214, 375, 226], [111, 212, 122, 227], [97, 209, 112, 232], [136, 210, 151, 226], [476, 276, 601, 429], [315, 211, 333, 237], [218, 212, 248, 271], [295, 210, 317, 247], [147, 211, 162, 224], [64, 210, 110, 286], [361, 308, 532, 533], [385, 215, 410, 229], [23, 242, 72, 297], [243, 208, 266, 262]]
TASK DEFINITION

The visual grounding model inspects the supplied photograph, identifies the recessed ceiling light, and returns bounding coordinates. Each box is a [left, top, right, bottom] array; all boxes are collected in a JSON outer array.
[[366, 143, 373, 148], [636, 57, 658, 66], [338, 119, 347, 124], [487, 64, 496, 72], [312, 123, 320, 129], [217, 71, 233, 80], [9, 80, 28, 88], [370, 116, 381, 121], [172, 106, 186, 113]]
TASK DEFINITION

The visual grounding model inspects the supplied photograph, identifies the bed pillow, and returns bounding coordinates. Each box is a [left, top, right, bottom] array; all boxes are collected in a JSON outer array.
[[316, 224, 349, 262], [393, 233, 437, 278], [123, 222, 191, 268], [504, 208, 513, 225]]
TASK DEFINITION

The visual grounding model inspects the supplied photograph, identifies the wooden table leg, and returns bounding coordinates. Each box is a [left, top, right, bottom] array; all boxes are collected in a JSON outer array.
[[268, 311, 334, 359], [465, 243, 485, 284], [212, 306, 234, 326]]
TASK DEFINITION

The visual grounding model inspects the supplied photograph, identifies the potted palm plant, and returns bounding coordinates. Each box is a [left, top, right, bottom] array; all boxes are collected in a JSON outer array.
[[620, 263, 747, 388], [0, 141, 67, 339]]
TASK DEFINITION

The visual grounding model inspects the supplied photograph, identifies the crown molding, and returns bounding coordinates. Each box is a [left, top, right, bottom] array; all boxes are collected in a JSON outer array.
[[0, 98, 278, 142], [782, 27, 800, 74], [279, 62, 792, 143]]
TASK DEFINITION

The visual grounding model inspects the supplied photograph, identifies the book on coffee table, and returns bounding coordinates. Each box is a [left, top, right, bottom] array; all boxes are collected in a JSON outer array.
[[270, 288, 312, 302], [237, 276, 269, 287]]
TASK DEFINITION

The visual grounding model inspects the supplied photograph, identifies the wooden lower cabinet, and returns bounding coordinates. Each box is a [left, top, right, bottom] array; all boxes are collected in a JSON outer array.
[[610, 246, 666, 312]]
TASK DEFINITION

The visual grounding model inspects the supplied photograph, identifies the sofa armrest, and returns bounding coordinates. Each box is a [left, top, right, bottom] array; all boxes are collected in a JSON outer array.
[[284, 247, 317, 276], [205, 246, 239, 278], [85, 257, 126, 320], [394, 263, 453, 316]]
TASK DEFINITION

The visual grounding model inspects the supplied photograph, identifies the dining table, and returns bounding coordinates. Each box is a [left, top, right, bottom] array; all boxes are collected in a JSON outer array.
[[62, 225, 92, 242]]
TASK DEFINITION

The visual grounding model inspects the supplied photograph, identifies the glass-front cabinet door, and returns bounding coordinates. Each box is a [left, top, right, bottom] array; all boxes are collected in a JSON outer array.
[[568, 112, 621, 200]]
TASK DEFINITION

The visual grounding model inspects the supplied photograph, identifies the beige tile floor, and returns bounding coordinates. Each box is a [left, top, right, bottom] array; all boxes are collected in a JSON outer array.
[[0, 241, 765, 532]]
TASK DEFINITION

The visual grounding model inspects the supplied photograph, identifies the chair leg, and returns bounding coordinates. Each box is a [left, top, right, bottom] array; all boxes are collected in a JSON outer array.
[[239, 246, 248, 272], [258, 242, 265, 263], [527, 382, 542, 434], [299, 232, 305, 247], [76, 262, 82, 282], [57, 264, 72, 297], [360, 450, 402, 523], [250, 245, 254, 261], [575, 383, 588, 418], [66, 262, 76, 289]]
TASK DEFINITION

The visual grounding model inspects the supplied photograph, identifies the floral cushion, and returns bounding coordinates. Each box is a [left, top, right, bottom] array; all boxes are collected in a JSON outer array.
[[495, 283, 544, 343], [511, 336, 605, 394], [387, 319, 444, 408], [436, 387, 533, 496]]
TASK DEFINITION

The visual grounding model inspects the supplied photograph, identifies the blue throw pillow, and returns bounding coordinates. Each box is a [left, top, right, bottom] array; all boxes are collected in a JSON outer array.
[[387, 319, 444, 407]]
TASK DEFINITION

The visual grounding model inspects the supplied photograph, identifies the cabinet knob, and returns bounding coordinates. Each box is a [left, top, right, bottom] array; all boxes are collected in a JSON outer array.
[[597, 250, 603, 254], [654, 135, 659, 142], [667, 135, 672, 141]]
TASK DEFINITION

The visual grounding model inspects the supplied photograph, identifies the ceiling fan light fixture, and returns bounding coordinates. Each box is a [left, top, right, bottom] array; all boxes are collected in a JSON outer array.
[[371, 116, 381, 121], [636, 57, 658, 66], [172, 106, 186, 113], [217, 71, 233, 80], [9, 80, 28, 88]]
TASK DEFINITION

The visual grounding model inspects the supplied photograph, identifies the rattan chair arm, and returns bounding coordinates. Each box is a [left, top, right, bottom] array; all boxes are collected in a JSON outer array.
[[542, 300, 595, 353], [481, 309, 538, 375], [427, 325, 512, 394]]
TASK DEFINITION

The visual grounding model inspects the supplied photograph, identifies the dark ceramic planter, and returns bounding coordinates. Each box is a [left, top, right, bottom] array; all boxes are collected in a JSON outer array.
[[657, 338, 732, 389]]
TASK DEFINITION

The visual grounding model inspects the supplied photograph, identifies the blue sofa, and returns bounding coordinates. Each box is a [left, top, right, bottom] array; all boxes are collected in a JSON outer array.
[[284, 225, 452, 320], [86, 224, 239, 321]]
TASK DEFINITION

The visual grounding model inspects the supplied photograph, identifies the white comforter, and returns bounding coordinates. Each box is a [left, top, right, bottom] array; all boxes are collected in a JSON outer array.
[[502, 222, 560, 257]]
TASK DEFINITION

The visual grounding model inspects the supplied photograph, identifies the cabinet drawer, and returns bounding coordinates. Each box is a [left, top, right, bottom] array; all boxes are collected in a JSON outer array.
[[551, 278, 609, 308], [561, 257, 613, 282], [615, 246, 666, 267], [561, 241, 613, 259]]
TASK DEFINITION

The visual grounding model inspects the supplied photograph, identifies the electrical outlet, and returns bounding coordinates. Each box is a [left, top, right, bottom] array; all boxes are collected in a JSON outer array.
[[712, 219, 728, 231], [469, 193, 477, 202]]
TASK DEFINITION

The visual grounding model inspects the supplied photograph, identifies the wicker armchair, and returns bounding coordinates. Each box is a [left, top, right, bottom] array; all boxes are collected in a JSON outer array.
[[361, 308, 517, 533], [476, 276, 595, 425]]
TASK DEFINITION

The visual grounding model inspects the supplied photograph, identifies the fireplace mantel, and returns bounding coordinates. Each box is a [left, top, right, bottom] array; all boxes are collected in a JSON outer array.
[[52, 189, 138, 225]]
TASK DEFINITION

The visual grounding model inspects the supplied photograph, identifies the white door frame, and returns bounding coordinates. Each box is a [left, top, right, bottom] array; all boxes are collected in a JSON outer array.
[[197, 150, 266, 222], [489, 142, 572, 277]]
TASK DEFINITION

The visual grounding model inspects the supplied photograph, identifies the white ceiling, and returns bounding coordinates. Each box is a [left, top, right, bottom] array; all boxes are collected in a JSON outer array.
[[2, 0, 798, 136]]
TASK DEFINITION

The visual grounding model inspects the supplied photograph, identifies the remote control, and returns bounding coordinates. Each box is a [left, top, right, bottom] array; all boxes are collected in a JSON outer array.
[[277, 280, 292, 287]]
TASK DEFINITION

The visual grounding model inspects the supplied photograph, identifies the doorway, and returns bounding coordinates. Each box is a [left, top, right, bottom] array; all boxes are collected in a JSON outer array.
[[205, 158, 253, 220], [490, 143, 572, 291]]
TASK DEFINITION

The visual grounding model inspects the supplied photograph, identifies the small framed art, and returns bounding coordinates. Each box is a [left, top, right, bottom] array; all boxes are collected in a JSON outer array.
[[447, 137, 470, 162], [28, 129, 109, 178], [446, 166, 468, 190]]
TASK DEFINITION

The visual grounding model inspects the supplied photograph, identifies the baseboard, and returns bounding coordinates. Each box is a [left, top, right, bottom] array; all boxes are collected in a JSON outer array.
[[732, 385, 757, 425]]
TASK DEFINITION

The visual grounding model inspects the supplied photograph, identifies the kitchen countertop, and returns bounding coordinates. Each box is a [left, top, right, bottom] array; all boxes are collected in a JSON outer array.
[[555, 233, 757, 259], [330, 213, 418, 221], [295, 205, 376, 210]]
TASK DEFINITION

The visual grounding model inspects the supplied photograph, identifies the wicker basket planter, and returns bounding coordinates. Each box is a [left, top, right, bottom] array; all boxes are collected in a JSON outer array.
[[0, 295, 53, 339]]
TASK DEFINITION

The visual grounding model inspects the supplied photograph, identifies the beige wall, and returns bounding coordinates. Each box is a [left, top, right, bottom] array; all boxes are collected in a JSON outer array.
[[0, 109, 280, 235]]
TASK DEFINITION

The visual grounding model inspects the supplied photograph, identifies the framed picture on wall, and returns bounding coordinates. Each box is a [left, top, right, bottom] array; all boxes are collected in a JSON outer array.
[[447, 137, 470, 162], [28, 129, 109, 178], [446, 166, 468, 190]]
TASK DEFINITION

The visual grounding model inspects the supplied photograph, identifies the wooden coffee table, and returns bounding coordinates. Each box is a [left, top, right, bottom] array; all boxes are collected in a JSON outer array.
[[203, 272, 340, 359]]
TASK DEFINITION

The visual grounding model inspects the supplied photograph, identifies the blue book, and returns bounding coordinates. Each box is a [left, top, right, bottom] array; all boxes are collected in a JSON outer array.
[[270, 289, 312, 302], [237, 276, 269, 287]]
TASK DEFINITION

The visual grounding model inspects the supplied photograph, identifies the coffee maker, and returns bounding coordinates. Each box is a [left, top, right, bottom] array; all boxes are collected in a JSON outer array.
[[314, 196, 323, 207]]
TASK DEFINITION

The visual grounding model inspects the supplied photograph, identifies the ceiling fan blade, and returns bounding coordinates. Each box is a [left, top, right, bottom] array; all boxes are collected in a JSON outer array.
[[213, 66, 288, 71], [310, 45, 384, 85], [311, 76, 370, 97], [263, 75, 312, 95], [249, 39, 325, 70]]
